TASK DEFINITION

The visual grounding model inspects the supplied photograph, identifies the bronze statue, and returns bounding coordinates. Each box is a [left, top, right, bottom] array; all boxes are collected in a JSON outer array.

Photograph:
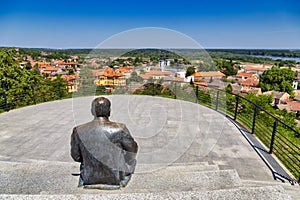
[[71, 97, 138, 189]]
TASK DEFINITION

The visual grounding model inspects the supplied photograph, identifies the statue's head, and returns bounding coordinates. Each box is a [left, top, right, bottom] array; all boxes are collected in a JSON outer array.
[[91, 97, 111, 118]]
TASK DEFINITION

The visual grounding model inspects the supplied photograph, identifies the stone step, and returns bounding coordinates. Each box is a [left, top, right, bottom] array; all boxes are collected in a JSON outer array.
[[126, 169, 242, 192], [0, 160, 239, 194], [0, 160, 80, 194], [242, 180, 300, 200], [135, 162, 219, 173], [0, 185, 291, 200], [0, 159, 219, 174]]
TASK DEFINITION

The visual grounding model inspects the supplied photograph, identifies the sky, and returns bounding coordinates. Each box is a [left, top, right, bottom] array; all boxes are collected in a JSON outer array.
[[0, 0, 299, 49]]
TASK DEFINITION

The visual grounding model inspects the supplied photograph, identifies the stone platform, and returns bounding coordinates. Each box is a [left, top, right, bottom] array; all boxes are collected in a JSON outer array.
[[0, 95, 298, 199]]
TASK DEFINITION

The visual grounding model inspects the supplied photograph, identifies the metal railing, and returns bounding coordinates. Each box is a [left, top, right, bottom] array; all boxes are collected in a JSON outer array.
[[1, 79, 299, 184]]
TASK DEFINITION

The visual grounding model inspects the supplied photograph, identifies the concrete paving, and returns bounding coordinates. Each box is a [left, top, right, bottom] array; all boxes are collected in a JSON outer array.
[[0, 95, 274, 179], [0, 95, 298, 198]]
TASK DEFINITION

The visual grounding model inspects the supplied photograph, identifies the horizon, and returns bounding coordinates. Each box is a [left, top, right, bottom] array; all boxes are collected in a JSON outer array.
[[1, 0, 300, 49], [2, 46, 300, 50]]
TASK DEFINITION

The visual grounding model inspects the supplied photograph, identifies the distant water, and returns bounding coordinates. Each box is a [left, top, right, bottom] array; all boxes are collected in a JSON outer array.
[[252, 55, 300, 63]]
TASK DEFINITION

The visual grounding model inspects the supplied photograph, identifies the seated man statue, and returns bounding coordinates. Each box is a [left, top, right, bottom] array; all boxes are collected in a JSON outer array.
[[71, 97, 138, 189]]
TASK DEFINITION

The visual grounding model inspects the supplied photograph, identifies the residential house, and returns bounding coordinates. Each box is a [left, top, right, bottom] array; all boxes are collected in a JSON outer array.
[[286, 101, 300, 113], [236, 72, 254, 80], [193, 71, 225, 89], [175, 71, 195, 83], [198, 71, 225, 81], [62, 74, 79, 92], [39, 66, 62, 76], [263, 91, 290, 106], [140, 70, 172, 80], [292, 73, 300, 90], [95, 67, 126, 87], [244, 66, 268, 75], [38, 62, 51, 67], [239, 76, 260, 94], [231, 83, 243, 94], [118, 66, 134, 79], [191, 72, 207, 87]]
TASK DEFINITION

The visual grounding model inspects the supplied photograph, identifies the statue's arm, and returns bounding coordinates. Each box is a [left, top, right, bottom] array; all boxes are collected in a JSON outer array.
[[121, 126, 138, 161], [71, 127, 83, 163]]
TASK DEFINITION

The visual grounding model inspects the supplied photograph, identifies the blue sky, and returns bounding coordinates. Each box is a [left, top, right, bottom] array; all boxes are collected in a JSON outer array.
[[0, 0, 299, 49]]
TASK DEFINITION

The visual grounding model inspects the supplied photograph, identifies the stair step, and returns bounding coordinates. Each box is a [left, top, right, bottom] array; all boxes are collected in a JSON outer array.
[[127, 169, 242, 192], [135, 162, 219, 173], [0, 186, 291, 200], [0, 159, 239, 194]]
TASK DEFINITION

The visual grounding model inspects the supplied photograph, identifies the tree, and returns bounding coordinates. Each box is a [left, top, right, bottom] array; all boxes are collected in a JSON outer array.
[[215, 59, 238, 76], [0, 48, 69, 112], [225, 84, 232, 93], [259, 67, 296, 95], [185, 66, 195, 78], [134, 83, 173, 97]]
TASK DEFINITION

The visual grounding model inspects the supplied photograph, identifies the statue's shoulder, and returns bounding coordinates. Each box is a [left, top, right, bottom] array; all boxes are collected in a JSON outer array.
[[106, 121, 126, 130], [73, 121, 96, 132]]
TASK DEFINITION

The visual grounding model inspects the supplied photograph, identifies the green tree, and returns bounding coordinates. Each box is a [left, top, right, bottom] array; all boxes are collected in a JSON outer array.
[[259, 67, 296, 95], [215, 59, 238, 76], [0, 48, 69, 112], [225, 84, 233, 93], [185, 66, 195, 77]]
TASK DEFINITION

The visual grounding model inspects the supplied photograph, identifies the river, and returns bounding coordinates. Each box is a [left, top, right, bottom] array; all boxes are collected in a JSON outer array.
[[252, 55, 300, 63]]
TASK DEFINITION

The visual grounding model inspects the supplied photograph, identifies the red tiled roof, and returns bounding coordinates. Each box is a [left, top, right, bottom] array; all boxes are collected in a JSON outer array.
[[118, 67, 133, 73], [286, 101, 300, 111], [99, 67, 124, 77], [174, 77, 184, 82], [236, 72, 253, 77], [62, 74, 78, 81], [245, 66, 267, 71], [191, 72, 202, 77], [192, 71, 225, 77], [55, 60, 77, 65], [240, 78, 259, 86], [43, 67, 58, 71], [194, 81, 207, 87], [147, 70, 172, 76], [140, 74, 151, 79], [38, 62, 51, 67], [140, 70, 172, 79]]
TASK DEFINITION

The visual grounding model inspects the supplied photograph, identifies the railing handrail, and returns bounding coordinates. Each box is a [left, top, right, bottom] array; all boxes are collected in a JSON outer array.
[[212, 87, 300, 137]]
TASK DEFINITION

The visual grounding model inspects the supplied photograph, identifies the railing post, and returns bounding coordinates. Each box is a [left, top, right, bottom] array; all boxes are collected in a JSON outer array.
[[195, 86, 199, 103], [269, 120, 277, 154], [252, 106, 258, 134], [234, 95, 239, 120], [3, 88, 9, 112], [215, 90, 220, 111]]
